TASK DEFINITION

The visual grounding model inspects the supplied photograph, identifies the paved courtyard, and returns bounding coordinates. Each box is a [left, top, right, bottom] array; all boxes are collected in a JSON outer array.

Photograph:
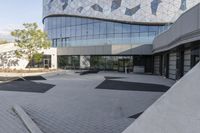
[[0, 71, 175, 133]]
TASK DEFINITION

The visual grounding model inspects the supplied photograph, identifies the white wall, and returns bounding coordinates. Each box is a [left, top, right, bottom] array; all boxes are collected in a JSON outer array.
[[0, 43, 57, 69], [43, 48, 57, 69]]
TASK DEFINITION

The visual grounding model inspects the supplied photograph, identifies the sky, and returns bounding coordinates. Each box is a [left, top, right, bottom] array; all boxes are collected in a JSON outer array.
[[0, 0, 43, 40]]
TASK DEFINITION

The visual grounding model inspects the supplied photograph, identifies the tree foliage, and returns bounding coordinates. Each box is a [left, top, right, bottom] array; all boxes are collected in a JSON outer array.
[[11, 23, 51, 67]]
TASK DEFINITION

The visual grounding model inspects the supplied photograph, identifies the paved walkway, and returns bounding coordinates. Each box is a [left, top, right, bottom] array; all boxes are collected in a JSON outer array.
[[0, 71, 175, 133]]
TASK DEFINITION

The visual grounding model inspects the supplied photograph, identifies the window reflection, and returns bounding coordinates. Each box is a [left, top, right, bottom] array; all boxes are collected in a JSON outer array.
[[45, 16, 169, 47]]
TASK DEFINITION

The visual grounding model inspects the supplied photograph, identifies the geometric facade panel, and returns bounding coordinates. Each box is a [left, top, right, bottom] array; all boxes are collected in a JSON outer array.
[[91, 4, 103, 12], [180, 0, 187, 10], [151, 0, 162, 15], [125, 5, 141, 16], [111, 0, 122, 12], [43, 0, 200, 24]]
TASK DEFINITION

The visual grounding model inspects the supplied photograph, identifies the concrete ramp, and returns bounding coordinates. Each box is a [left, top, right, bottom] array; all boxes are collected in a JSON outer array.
[[123, 62, 200, 133]]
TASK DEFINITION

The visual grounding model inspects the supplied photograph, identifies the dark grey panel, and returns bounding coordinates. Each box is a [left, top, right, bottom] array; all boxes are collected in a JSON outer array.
[[125, 5, 141, 16], [151, 0, 162, 15], [91, 4, 103, 12], [111, 0, 122, 12], [77, 6, 84, 13], [180, 0, 187, 11]]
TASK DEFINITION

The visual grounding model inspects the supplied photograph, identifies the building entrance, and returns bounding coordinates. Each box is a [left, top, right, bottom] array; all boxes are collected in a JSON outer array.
[[118, 58, 132, 73]]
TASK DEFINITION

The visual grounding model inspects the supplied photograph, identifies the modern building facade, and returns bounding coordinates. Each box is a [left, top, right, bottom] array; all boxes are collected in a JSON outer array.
[[43, 0, 199, 76], [153, 3, 200, 80]]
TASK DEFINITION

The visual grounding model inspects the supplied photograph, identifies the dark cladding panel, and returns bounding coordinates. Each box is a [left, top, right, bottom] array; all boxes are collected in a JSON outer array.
[[111, 0, 122, 12], [151, 0, 162, 15], [180, 0, 187, 11], [125, 5, 141, 16], [91, 4, 103, 12]]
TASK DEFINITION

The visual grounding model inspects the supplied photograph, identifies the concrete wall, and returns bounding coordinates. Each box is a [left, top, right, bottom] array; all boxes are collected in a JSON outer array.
[[153, 3, 200, 53], [57, 44, 152, 56], [123, 62, 200, 133]]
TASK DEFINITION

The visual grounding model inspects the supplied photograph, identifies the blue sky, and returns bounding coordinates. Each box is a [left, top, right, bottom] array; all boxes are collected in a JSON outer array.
[[0, 0, 43, 40]]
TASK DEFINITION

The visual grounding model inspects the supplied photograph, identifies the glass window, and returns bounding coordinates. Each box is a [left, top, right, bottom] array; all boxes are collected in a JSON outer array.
[[100, 22, 107, 34], [93, 35, 100, 39], [76, 25, 82, 36], [70, 17, 76, 26], [61, 17, 65, 28], [149, 32, 156, 37], [114, 23, 123, 33], [52, 29, 57, 38], [94, 23, 100, 35], [65, 17, 71, 27], [56, 17, 62, 28], [45, 16, 166, 47], [88, 24, 94, 35], [107, 22, 114, 34], [107, 34, 114, 38], [61, 28, 65, 38], [123, 24, 131, 33], [191, 47, 200, 67], [65, 27, 70, 37], [132, 33, 140, 42], [52, 17, 57, 29], [140, 32, 149, 43], [87, 18, 94, 24], [115, 33, 122, 39], [76, 17, 82, 25], [70, 26, 76, 37], [87, 35, 93, 39], [81, 18, 88, 24], [149, 26, 158, 32], [131, 25, 140, 33], [100, 34, 106, 39], [123, 33, 131, 38], [82, 25, 88, 36], [140, 26, 148, 32]]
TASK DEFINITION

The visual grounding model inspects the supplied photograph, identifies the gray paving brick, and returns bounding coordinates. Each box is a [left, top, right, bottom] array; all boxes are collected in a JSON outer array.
[[0, 71, 174, 133]]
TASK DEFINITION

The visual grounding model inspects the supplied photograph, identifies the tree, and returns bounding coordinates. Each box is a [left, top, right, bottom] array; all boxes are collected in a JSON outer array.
[[33, 53, 44, 67], [11, 23, 51, 68]]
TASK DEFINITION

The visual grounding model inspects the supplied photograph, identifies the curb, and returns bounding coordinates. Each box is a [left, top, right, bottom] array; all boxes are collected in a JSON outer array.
[[12, 105, 43, 133]]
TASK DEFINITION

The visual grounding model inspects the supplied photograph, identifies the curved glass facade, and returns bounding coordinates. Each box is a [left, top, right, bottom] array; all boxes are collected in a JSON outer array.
[[44, 16, 169, 47]]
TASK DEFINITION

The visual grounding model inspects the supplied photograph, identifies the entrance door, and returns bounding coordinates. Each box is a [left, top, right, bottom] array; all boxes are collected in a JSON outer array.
[[44, 59, 50, 68], [118, 58, 132, 72]]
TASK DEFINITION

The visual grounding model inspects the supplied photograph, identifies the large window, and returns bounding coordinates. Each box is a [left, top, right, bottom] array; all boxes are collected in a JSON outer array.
[[44, 16, 168, 47]]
